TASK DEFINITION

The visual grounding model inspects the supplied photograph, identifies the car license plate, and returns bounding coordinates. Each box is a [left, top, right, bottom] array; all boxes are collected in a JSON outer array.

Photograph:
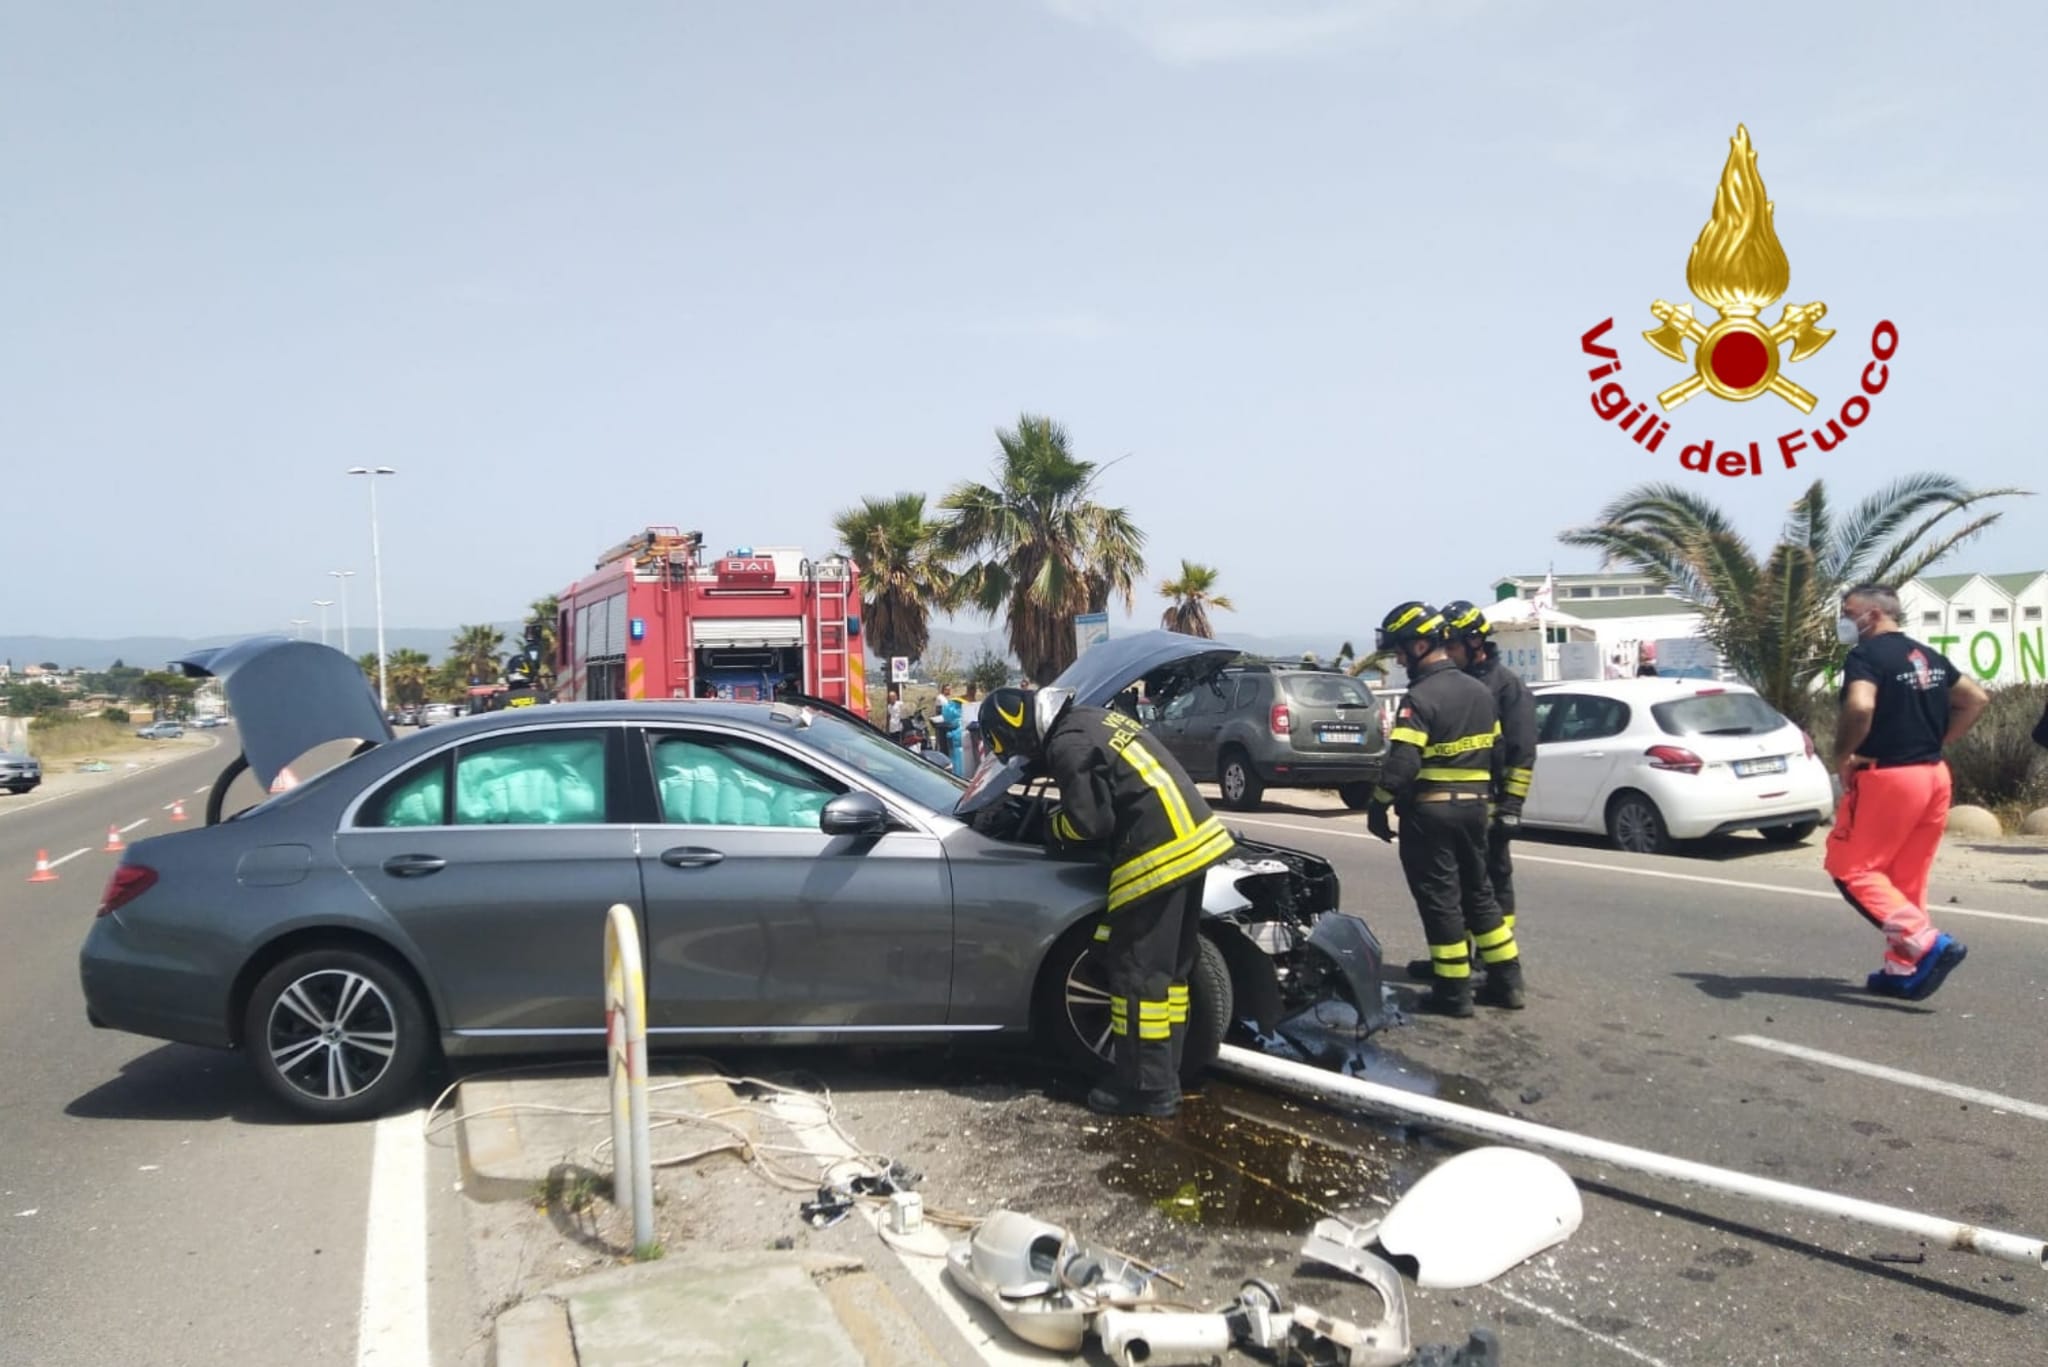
[[1319, 727, 1364, 745], [1734, 756, 1787, 777]]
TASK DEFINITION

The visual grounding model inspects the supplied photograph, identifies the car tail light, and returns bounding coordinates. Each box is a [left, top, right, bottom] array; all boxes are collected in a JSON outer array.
[[1269, 703, 1292, 735], [1645, 744, 1703, 775], [1801, 729, 1816, 760], [98, 863, 157, 917]]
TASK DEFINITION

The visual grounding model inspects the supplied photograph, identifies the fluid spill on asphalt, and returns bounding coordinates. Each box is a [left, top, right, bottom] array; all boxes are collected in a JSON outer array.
[[1084, 1027, 1503, 1232]]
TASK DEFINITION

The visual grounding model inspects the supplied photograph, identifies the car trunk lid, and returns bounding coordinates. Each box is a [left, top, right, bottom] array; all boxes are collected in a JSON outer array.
[[173, 636, 393, 794], [1276, 671, 1385, 756]]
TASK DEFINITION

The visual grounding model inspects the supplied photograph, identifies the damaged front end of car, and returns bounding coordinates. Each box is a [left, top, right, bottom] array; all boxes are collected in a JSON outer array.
[[1203, 834, 1392, 1045]]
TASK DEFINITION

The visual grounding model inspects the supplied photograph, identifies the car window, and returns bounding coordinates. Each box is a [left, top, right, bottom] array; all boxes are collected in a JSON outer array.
[[1282, 674, 1374, 708], [1549, 695, 1631, 743], [1159, 690, 1200, 722], [450, 732, 609, 824], [1532, 696, 1559, 741], [1651, 692, 1786, 737], [651, 732, 843, 827], [361, 756, 450, 827]]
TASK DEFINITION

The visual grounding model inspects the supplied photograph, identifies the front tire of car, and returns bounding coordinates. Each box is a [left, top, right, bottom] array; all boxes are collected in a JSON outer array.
[[1215, 748, 1264, 812], [243, 946, 430, 1121], [1606, 790, 1671, 856], [1036, 924, 1232, 1086]]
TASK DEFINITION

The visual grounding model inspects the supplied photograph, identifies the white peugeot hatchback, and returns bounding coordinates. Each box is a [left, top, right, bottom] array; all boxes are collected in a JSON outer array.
[[1521, 678, 1834, 855]]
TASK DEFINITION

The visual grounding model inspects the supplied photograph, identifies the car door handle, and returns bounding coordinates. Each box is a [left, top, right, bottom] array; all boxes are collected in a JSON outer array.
[[382, 854, 446, 877], [660, 846, 725, 869]]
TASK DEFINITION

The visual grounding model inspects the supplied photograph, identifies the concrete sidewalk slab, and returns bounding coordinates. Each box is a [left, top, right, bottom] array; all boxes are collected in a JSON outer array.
[[453, 1066, 754, 1203]]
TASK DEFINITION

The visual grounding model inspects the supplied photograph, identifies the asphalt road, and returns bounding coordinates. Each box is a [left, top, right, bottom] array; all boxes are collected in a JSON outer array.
[[1218, 800, 2048, 1364], [0, 742, 469, 1367]]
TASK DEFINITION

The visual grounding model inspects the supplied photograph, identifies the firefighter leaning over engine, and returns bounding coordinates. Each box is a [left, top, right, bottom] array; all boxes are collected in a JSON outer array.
[[1407, 600, 1538, 982], [978, 685, 1235, 1118], [1365, 602, 1526, 1016]]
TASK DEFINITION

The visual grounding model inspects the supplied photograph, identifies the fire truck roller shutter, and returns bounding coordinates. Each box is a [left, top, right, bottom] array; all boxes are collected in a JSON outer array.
[[692, 619, 806, 648]]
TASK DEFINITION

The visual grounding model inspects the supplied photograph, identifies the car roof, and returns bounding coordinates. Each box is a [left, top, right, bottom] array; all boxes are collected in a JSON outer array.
[[1529, 677, 1754, 698]]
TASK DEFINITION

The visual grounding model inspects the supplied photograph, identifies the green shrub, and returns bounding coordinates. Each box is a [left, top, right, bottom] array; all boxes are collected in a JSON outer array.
[[102, 706, 130, 723], [1947, 683, 2048, 810]]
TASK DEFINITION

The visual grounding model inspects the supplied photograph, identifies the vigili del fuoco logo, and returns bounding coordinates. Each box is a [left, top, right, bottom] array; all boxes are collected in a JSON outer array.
[[1581, 125, 1897, 478]]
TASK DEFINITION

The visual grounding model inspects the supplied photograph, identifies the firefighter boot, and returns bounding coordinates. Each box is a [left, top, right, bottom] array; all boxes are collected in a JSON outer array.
[[1419, 945, 1476, 1018], [1475, 959, 1526, 1010]]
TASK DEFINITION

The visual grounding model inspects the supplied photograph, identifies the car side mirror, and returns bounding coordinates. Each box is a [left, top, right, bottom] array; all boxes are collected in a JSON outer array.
[[820, 791, 890, 837]]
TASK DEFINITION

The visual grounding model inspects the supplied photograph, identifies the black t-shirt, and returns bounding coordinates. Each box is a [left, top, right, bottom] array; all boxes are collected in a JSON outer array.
[[1841, 632, 1955, 764]]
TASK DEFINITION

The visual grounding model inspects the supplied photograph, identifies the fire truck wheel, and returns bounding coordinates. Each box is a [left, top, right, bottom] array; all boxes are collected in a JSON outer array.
[[1035, 922, 1232, 1085]]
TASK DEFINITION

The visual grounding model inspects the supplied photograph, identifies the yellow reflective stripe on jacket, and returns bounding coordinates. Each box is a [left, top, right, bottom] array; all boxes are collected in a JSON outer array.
[[1052, 810, 1083, 842], [1121, 739, 1195, 839], [1421, 730, 1496, 758], [1109, 814, 1232, 894], [1418, 767, 1492, 783], [1388, 725, 1429, 748], [1108, 819, 1234, 910], [1503, 766, 1533, 798]]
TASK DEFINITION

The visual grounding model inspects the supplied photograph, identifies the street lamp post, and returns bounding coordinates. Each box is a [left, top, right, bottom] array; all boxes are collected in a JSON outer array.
[[329, 570, 355, 655], [289, 618, 309, 640], [313, 599, 333, 647], [346, 467, 397, 709]]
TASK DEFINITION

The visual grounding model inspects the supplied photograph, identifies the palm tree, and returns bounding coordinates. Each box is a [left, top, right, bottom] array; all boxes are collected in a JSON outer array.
[[387, 649, 433, 707], [1158, 561, 1234, 638], [449, 624, 506, 685], [936, 414, 1147, 684], [1560, 475, 2024, 727], [833, 493, 952, 666]]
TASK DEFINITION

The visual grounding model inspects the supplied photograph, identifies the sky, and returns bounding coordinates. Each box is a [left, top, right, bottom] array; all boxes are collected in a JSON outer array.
[[4, 1, 2043, 643]]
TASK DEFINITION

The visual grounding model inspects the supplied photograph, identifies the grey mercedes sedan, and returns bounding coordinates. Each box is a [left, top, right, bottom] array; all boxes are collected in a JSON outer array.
[[81, 632, 1382, 1120]]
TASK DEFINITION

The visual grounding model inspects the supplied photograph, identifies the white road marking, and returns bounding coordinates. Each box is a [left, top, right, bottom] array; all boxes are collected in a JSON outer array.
[[356, 1110, 430, 1365], [49, 847, 91, 868], [763, 1094, 1043, 1365], [118, 818, 149, 834], [194, 785, 211, 794], [1227, 816, 2048, 928], [1731, 1036, 2048, 1123], [1491, 1287, 1674, 1367]]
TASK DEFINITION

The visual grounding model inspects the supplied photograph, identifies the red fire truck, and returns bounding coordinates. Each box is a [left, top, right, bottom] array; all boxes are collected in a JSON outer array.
[[552, 527, 867, 711]]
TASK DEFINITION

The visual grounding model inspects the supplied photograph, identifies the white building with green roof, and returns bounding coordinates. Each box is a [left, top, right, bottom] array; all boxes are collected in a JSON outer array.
[[1898, 572, 2047, 685]]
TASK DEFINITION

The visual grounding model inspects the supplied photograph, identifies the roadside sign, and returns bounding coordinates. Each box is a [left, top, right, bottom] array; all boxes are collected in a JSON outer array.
[[1075, 612, 1110, 658], [889, 656, 910, 683]]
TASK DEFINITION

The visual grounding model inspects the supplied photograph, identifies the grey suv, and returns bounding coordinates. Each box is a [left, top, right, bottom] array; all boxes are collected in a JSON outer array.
[[1150, 663, 1386, 810]]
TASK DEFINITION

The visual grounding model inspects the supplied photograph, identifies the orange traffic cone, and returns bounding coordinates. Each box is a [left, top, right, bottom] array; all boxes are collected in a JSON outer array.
[[170, 799, 187, 822], [28, 849, 58, 883], [269, 766, 300, 795], [103, 824, 125, 853]]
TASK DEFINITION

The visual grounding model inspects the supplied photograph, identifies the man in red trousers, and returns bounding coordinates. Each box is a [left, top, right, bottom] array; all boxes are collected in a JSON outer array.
[[1826, 583, 1988, 1000]]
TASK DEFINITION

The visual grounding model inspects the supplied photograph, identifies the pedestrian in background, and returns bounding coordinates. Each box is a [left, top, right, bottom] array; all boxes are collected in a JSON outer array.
[[962, 683, 984, 769], [1827, 583, 1988, 1000], [886, 685, 905, 745]]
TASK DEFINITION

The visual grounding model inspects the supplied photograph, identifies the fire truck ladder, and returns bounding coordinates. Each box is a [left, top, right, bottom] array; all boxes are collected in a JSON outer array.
[[810, 561, 850, 701]]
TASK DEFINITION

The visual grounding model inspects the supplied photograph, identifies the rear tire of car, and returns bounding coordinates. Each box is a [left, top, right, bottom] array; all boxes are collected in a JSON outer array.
[[1338, 783, 1377, 811], [1606, 790, 1671, 856], [1215, 749, 1264, 811], [1036, 923, 1232, 1086], [243, 946, 430, 1122], [1761, 820, 1818, 845]]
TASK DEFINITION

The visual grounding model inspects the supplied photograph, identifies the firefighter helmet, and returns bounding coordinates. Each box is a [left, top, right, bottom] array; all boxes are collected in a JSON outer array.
[[1442, 600, 1494, 643], [979, 686, 1075, 759], [1376, 601, 1446, 652]]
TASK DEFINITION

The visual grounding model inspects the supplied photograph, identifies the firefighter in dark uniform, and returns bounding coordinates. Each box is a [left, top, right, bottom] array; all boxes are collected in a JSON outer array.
[[1365, 602, 1525, 1015], [1406, 601, 1536, 984], [978, 685, 1235, 1118]]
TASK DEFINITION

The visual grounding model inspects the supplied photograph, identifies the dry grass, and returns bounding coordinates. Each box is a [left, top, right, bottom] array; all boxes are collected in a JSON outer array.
[[26, 716, 158, 763]]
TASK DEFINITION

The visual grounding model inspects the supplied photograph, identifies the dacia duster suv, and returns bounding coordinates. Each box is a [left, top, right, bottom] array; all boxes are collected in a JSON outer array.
[[1149, 662, 1387, 811]]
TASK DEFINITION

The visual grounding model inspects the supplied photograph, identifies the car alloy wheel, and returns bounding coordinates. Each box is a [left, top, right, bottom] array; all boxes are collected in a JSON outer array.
[[267, 968, 398, 1102], [244, 947, 428, 1120], [1039, 928, 1232, 1084], [1608, 793, 1668, 856], [1215, 749, 1263, 811]]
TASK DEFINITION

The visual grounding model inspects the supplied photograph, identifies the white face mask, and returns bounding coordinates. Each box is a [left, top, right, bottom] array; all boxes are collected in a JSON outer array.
[[1835, 615, 1863, 646]]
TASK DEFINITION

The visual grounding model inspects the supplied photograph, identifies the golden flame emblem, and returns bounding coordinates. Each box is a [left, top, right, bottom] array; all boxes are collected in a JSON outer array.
[[1643, 125, 1833, 412]]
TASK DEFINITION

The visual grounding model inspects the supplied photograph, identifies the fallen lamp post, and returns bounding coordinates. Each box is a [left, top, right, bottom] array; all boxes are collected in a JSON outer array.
[[1214, 1044, 2048, 1272]]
